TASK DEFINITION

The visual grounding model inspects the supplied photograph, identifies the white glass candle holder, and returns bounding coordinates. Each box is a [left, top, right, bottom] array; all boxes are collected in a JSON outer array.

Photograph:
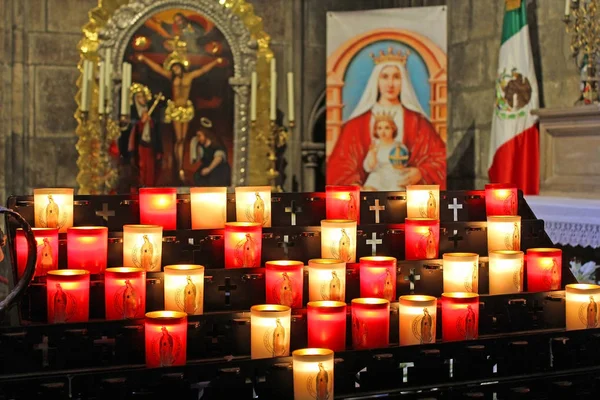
[[292, 348, 335, 400], [321, 219, 357, 263], [250, 305, 291, 359], [33, 188, 74, 233], [565, 284, 600, 331], [443, 253, 479, 293], [190, 187, 227, 229], [164, 265, 205, 315], [235, 186, 272, 227], [489, 250, 524, 294], [487, 216, 521, 252], [307, 258, 346, 302], [123, 225, 163, 271], [406, 185, 439, 219], [399, 295, 437, 346]]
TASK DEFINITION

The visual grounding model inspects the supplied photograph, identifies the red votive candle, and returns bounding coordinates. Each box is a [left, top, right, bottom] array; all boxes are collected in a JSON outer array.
[[485, 183, 518, 216], [224, 222, 262, 268], [265, 260, 304, 308], [46, 269, 90, 324], [105, 267, 146, 320], [139, 187, 177, 230], [15, 227, 59, 278], [67, 226, 108, 274], [527, 248, 562, 292], [405, 218, 440, 260], [326, 185, 360, 223], [359, 256, 397, 302], [351, 298, 390, 350], [144, 311, 187, 367], [441, 292, 479, 342], [307, 301, 347, 352]]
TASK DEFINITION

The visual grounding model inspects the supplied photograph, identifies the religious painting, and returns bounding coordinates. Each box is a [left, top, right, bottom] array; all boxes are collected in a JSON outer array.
[[326, 7, 448, 190]]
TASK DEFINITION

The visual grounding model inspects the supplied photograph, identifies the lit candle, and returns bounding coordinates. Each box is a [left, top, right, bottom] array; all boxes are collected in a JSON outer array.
[[81, 60, 91, 112], [33, 188, 74, 233], [487, 216, 521, 252], [139, 187, 177, 230], [565, 284, 600, 331], [84, 59, 94, 112], [325, 185, 360, 223], [399, 295, 437, 346], [307, 301, 346, 351], [359, 256, 397, 301], [190, 186, 227, 229], [235, 186, 272, 227], [164, 264, 205, 315], [526, 248, 562, 292], [565, 0, 571, 16], [443, 253, 479, 293], [292, 348, 334, 400], [307, 258, 346, 302], [120, 62, 130, 115], [404, 218, 440, 260], [104, 267, 146, 320], [46, 269, 90, 324], [489, 250, 524, 295], [321, 219, 357, 263], [123, 225, 163, 271], [67, 226, 108, 274], [224, 222, 262, 268], [441, 292, 479, 342], [250, 304, 291, 359], [270, 57, 277, 121], [15, 227, 59, 278], [144, 311, 187, 367], [98, 61, 106, 114], [265, 260, 304, 309], [250, 71, 257, 122], [406, 185, 440, 219], [104, 49, 113, 112], [351, 298, 390, 349], [485, 183, 517, 216], [287, 72, 295, 122]]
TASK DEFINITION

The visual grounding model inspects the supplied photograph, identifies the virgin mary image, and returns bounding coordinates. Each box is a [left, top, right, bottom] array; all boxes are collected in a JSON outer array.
[[327, 47, 447, 190]]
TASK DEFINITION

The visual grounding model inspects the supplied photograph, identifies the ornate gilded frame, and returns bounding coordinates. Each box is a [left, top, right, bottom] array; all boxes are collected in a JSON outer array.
[[75, 0, 273, 194]]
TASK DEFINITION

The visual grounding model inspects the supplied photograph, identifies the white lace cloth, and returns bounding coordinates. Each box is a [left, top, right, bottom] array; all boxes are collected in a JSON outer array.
[[525, 195, 600, 248]]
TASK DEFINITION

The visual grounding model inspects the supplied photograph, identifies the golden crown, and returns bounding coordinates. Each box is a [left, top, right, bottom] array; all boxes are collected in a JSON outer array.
[[371, 47, 410, 65], [163, 36, 190, 71], [129, 82, 152, 102], [373, 110, 396, 125]]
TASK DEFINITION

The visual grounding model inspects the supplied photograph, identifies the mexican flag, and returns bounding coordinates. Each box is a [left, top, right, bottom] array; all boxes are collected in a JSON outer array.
[[488, 0, 540, 195]]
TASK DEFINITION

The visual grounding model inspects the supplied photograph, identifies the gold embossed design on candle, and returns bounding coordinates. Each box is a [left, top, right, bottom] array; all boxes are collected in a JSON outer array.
[[412, 307, 434, 344], [346, 193, 358, 221], [414, 226, 437, 259], [235, 233, 258, 267], [457, 304, 478, 340], [51, 282, 77, 323], [113, 279, 141, 319], [247, 192, 268, 226], [580, 295, 599, 329], [329, 228, 352, 263], [147, 311, 186, 367], [273, 272, 295, 307], [132, 234, 158, 271], [351, 308, 368, 349], [420, 190, 437, 218], [321, 271, 343, 301]]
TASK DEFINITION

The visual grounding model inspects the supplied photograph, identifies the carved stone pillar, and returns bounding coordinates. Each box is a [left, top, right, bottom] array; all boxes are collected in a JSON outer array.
[[301, 141, 325, 192]]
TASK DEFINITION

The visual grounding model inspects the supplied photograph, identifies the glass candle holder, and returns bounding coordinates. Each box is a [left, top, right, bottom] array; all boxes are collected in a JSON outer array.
[[144, 311, 188, 367], [485, 183, 518, 216], [487, 216, 521, 252], [15, 227, 59, 278], [123, 225, 163, 272], [33, 188, 74, 233], [321, 219, 357, 263], [292, 348, 335, 400], [224, 222, 262, 268], [190, 187, 227, 229], [307, 301, 346, 351], [235, 186, 272, 227], [265, 260, 304, 309], [443, 253, 479, 293], [164, 264, 205, 315], [105, 267, 146, 320], [441, 292, 479, 342], [46, 269, 90, 324], [325, 184, 360, 223], [489, 250, 524, 294], [359, 256, 397, 301], [250, 305, 291, 359], [526, 248, 562, 292], [139, 187, 177, 230], [399, 295, 437, 346], [67, 226, 108, 274], [405, 218, 440, 260], [565, 284, 600, 331], [307, 258, 346, 302], [406, 185, 440, 219], [351, 298, 390, 350]]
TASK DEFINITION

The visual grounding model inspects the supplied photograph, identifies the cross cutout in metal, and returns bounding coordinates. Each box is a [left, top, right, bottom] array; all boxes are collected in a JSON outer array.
[[449, 230, 463, 249], [34, 335, 50, 367], [278, 235, 295, 258], [96, 203, 115, 223], [217, 277, 238, 306], [404, 268, 421, 292], [448, 198, 463, 221], [369, 199, 386, 224], [366, 232, 382, 256], [284, 200, 302, 226], [208, 323, 224, 345]]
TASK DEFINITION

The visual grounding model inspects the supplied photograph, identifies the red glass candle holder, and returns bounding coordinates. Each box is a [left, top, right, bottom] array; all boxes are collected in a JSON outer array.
[[527, 248, 562, 292], [485, 183, 518, 216], [145, 311, 187, 367], [265, 260, 304, 308], [105, 267, 146, 320], [46, 269, 90, 324], [307, 301, 347, 351], [399, 295, 437, 346], [139, 187, 177, 230], [405, 218, 440, 260], [441, 292, 479, 342], [15, 227, 59, 278], [351, 298, 390, 350], [224, 222, 262, 268], [326, 185, 360, 223], [67, 226, 108, 274], [359, 256, 397, 301]]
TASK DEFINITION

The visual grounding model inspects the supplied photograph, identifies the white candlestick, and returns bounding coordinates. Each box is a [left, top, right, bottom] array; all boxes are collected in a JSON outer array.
[[126, 63, 132, 111], [85, 60, 93, 112], [270, 58, 277, 121], [98, 61, 106, 115], [565, 0, 571, 16], [81, 61, 90, 112], [250, 71, 257, 122], [104, 49, 112, 112], [120, 62, 129, 115], [287, 72, 295, 122]]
